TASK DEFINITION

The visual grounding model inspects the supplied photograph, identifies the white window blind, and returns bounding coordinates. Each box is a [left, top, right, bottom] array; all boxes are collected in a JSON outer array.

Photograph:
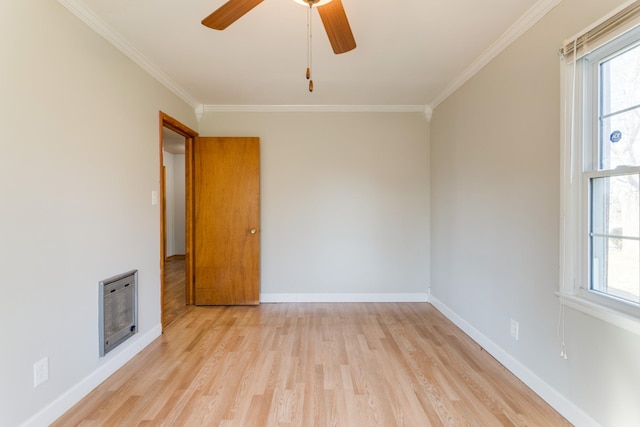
[[562, 0, 640, 60]]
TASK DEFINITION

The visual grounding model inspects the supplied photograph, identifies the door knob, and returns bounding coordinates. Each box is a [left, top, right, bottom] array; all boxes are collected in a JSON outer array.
[[250, 228, 257, 234]]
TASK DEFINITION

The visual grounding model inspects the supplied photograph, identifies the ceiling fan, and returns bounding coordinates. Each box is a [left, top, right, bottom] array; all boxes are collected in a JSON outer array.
[[201, 0, 356, 54]]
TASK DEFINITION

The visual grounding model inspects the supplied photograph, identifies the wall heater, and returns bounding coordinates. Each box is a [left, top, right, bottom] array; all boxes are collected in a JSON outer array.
[[99, 270, 138, 357]]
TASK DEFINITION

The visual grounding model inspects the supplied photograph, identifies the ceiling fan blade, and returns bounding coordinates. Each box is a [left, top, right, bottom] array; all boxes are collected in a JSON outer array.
[[202, 0, 264, 30], [317, 0, 356, 54]]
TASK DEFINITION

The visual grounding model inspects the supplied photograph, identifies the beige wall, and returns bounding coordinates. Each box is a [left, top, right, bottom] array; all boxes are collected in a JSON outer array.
[[430, 0, 640, 426], [198, 112, 430, 299], [0, 1, 196, 425]]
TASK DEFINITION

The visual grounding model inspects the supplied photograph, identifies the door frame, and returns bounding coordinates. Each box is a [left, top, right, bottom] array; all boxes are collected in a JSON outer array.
[[159, 112, 198, 326]]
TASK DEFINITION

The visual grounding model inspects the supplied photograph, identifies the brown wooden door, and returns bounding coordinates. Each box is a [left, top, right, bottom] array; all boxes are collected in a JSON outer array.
[[194, 137, 260, 305]]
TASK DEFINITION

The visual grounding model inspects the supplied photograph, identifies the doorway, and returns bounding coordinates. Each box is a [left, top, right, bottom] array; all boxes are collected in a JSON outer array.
[[162, 126, 187, 326], [159, 113, 261, 318], [159, 112, 198, 329]]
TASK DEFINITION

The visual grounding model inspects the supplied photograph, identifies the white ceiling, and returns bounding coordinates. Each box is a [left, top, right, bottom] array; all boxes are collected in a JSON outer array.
[[59, 0, 558, 109]]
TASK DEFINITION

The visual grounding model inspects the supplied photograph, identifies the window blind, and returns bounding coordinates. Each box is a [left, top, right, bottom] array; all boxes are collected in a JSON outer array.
[[561, 0, 640, 59]]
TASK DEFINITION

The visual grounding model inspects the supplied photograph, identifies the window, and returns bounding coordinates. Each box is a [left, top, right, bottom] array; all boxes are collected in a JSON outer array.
[[586, 37, 640, 306], [561, 3, 640, 332]]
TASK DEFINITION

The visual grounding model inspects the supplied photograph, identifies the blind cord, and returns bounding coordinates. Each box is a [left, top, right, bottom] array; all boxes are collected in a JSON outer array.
[[558, 39, 578, 361]]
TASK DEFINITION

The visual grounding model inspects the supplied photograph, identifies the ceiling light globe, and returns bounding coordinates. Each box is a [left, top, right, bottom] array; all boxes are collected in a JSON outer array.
[[293, 0, 333, 7]]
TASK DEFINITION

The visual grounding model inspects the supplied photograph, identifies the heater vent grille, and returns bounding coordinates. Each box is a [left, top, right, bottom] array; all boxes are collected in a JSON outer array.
[[99, 270, 138, 356]]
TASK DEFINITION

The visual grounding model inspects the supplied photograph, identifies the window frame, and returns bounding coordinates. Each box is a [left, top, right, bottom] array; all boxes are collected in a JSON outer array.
[[560, 23, 640, 335]]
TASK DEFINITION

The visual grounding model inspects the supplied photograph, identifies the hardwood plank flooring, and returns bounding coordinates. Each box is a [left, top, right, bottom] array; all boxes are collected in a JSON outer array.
[[53, 303, 572, 426], [162, 255, 189, 328]]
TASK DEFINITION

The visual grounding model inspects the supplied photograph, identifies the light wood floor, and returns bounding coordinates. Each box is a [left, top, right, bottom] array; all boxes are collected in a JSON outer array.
[[53, 303, 571, 426], [162, 255, 189, 328]]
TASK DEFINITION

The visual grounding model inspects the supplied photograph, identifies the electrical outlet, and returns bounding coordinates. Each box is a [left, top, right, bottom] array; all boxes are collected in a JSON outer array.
[[510, 319, 519, 341], [34, 357, 49, 387]]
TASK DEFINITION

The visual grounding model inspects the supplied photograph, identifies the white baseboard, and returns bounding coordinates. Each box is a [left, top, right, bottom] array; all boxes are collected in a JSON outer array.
[[429, 296, 600, 427], [260, 293, 430, 303], [20, 324, 163, 427]]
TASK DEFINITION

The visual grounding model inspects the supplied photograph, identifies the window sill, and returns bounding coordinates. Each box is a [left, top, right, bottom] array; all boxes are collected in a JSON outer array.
[[558, 292, 640, 336]]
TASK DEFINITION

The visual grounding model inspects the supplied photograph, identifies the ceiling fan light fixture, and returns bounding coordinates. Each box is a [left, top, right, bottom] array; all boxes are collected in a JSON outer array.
[[293, 0, 333, 7], [202, 0, 354, 92]]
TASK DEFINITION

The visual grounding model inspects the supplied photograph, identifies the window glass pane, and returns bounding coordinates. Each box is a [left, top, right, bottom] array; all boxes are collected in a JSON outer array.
[[600, 111, 640, 169], [600, 43, 640, 116], [590, 175, 640, 304], [591, 175, 640, 237], [599, 43, 640, 170], [591, 236, 640, 304]]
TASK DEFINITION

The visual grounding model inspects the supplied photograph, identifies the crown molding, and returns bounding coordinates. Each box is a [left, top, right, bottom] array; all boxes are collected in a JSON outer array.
[[56, 0, 200, 110], [428, 0, 562, 109], [424, 105, 433, 122], [195, 104, 206, 121], [57, 0, 559, 118], [202, 104, 427, 114]]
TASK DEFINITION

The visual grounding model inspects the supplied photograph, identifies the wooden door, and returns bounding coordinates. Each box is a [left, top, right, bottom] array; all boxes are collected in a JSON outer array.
[[194, 137, 260, 305]]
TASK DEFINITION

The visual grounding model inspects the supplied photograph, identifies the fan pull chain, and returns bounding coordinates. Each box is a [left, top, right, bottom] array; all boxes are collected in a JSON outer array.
[[306, 4, 313, 92]]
